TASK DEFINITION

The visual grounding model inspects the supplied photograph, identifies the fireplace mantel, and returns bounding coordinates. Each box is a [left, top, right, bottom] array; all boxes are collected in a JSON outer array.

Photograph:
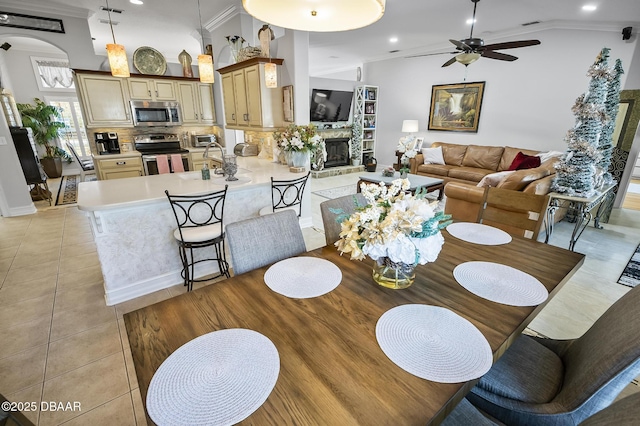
[[316, 127, 352, 139]]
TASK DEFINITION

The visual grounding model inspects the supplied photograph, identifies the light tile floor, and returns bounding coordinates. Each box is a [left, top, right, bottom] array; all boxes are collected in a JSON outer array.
[[0, 173, 638, 424]]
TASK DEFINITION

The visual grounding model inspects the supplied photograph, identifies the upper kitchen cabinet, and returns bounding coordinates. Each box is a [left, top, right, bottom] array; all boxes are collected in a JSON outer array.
[[74, 72, 133, 127], [128, 78, 177, 101], [218, 58, 284, 130], [177, 81, 216, 125]]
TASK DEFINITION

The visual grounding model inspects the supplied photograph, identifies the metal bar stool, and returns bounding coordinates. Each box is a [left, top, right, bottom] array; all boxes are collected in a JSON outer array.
[[165, 187, 230, 291], [259, 171, 311, 217]]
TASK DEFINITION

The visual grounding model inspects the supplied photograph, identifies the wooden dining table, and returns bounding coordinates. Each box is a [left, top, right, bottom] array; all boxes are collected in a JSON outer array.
[[124, 231, 584, 425]]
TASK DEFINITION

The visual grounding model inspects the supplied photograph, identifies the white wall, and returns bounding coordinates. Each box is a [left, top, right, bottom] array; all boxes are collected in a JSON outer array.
[[4, 48, 69, 104], [364, 28, 638, 168]]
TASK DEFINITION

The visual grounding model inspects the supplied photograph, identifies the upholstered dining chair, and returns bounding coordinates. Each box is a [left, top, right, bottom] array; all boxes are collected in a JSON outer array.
[[465, 284, 640, 425], [165, 187, 230, 291], [225, 210, 306, 275], [66, 143, 96, 182], [259, 171, 311, 217], [477, 186, 550, 240], [320, 193, 367, 247]]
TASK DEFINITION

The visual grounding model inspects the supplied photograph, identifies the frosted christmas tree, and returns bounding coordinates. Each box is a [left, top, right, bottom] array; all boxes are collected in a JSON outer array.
[[598, 58, 624, 185], [552, 48, 611, 197]]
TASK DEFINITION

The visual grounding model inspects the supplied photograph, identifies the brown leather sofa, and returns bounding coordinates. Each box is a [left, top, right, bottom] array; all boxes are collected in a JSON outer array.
[[409, 142, 557, 194]]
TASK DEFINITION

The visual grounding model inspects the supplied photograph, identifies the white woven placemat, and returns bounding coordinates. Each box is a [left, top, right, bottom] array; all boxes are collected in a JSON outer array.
[[453, 261, 548, 306], [446, 222, 512, 245], [146, 329, 280, 426], [376, 304, 492, 383], [264, 256, 342, 298]]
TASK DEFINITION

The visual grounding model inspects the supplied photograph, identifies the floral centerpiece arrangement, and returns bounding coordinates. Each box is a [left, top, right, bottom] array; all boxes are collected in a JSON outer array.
[[273, 124, 324, 171], [334, 179, 451, 289]]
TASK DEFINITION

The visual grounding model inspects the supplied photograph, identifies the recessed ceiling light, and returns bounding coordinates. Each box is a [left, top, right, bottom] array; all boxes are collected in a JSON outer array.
[[389, 37, 398, 43], [466, 18, 476, 25], [582, 4, 597, 11], [130, 0, 143, 4]]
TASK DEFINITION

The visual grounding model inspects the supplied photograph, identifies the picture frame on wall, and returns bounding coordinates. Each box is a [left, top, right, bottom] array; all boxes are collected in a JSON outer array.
[[428, 81, 485, 133], [283, 85, 294, 122]]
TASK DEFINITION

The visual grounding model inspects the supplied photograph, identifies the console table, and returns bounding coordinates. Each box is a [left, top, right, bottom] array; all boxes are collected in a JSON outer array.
[[545, 183, 616, 251]]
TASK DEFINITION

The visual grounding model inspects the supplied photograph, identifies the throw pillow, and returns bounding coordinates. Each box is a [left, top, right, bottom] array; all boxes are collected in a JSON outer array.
[[422, 147, 445, 165], [477, 171, 516, 187], [508, 151, 541, 171], [536, 151, 564, 163]]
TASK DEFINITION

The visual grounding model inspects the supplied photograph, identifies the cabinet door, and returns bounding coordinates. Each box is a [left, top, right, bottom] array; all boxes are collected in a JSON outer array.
[[128, 79, 153, 100], [232, 70, 249, 125], [176, 82, 199, 124], [244, 65, 262, 127], [76, 74, 132, 127], [102, 169, 143, 180], [154, 80, 176, 100], [197, 83, 215, 124], [221, 73, 237, 126]]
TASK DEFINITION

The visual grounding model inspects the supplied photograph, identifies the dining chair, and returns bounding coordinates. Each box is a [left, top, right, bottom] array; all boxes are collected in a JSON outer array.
[[319, 193, 367, 247], [477, 186, 549, 240], [66, 143, 96, 182], [258, 171, 310, 217], [225, 209, 306, 275], [165, 187, 230, 291], [466, 284, 640, 425]]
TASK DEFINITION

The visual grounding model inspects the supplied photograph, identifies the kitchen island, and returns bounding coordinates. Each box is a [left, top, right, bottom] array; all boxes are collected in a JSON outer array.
[[77, 156, 311, 305]]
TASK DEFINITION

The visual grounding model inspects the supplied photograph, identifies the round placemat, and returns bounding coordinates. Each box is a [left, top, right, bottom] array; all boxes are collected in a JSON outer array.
[[376, 304, 492, 383], [146, 329, 279, 426], [264, 257, 342, 298], [446, 222, 512, 245], [453, 261, 548, 306]]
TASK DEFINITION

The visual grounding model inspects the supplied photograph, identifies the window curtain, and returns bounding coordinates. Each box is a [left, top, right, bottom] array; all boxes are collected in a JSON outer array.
[[36, 60, 74, 88]]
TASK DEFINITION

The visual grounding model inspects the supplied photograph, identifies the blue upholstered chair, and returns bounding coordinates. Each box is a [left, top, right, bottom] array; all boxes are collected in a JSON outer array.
[[466, 284, 640, 425], [225, 210, 306, 275], [319, 193, 367, 247]]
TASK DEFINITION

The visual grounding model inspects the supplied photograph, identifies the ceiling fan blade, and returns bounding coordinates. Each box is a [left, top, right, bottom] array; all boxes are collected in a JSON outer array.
[[405, 51, 457, 59], [481, 50, 518, 61], [482, 40, 541, 51], [449, 39, 470, 51], [442, 57, 458, 67]]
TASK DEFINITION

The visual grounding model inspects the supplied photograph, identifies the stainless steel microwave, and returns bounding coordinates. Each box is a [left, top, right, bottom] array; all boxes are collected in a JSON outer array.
[[130, 100, 182, 127]]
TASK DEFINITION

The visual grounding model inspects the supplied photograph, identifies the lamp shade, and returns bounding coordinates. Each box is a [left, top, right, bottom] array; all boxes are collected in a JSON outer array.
[[401, 120, 419, 133], [106, 43, 130, 78], [455, 52, 481, 65], [198, 54, 214, 83], [242, 0, 385, 32]]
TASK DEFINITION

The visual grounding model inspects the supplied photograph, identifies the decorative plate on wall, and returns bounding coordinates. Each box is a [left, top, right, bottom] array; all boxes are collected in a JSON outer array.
[[133, 46, 167, 75]]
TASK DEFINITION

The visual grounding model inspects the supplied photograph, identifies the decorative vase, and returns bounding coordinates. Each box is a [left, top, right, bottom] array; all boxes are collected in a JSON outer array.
[[222, 154, 238, 181], [291, 151, 308, 168], [285, 151, 293, 166], [400, 170, 408, 178], [372, 257, 416, 289]]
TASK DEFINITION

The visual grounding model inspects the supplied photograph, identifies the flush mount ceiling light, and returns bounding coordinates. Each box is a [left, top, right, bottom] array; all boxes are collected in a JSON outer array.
[[455, 52, 481, 65], [104, 0, 130, 77], [242, 0, 385, 32]]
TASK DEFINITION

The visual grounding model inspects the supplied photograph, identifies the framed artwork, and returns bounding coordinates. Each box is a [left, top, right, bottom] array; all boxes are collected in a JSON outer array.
[[414, 137, 425, 151], [428, 81, 485, 132], [283, 85, 294, 122]]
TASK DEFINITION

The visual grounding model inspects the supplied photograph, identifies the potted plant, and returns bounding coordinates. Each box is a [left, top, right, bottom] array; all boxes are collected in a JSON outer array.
[[17, 98, 70, 178]]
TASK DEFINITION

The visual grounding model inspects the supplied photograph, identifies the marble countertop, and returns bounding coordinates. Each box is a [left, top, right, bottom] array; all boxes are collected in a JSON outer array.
[[77, 157, 301, 212]]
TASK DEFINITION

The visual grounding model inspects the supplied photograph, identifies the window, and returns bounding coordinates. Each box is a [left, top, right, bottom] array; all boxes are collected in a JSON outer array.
[[46, 97, 90, 157], [30, 56, 75, 92]]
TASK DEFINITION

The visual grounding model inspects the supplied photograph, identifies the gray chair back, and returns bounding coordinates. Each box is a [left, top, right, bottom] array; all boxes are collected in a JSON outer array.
[[580, 392, 640, 425], [226, 210, 306, 275], [320, 193, 367, 247]]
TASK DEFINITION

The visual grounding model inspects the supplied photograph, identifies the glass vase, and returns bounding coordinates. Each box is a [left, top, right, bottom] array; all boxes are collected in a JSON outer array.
[[372, 257, 416, 289]]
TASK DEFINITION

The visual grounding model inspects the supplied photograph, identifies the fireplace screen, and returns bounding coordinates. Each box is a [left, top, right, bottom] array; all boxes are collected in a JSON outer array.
[[324, 138, 350, 168]]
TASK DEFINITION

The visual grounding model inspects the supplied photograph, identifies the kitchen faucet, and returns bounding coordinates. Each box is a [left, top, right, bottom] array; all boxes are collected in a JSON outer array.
[[203, 141, 226, 175]]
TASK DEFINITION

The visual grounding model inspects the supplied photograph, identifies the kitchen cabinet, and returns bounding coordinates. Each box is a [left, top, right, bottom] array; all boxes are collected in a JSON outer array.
[[218, 58, 284, 130], [177, 82, 216, 125], [128, 78, 176, 101], [74, 73, 133, 127], [95, 155, 143, 180], [189, 151, 222, 172]]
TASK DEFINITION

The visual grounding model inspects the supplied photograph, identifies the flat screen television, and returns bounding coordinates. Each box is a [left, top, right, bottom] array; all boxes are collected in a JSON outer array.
[[310, 89, 354, 122]]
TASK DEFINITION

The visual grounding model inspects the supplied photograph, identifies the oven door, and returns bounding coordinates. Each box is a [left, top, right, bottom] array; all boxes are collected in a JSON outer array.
[[142, 154, 190, 175]]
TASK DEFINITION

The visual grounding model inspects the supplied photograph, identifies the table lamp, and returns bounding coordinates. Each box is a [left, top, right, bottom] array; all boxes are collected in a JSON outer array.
[[398, 120, 419, 152]]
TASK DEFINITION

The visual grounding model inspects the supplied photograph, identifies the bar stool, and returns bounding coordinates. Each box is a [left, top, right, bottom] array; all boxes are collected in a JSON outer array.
[[259, 171, 310, 217], [165, 187, 230, 291]]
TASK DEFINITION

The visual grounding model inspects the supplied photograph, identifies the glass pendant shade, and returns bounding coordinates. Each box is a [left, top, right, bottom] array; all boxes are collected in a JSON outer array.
[[198, 54, 214, 83], [455, 52, 481, 65], [242, 0, 385, 32], [264, 62, 277, 88], [106, 43, 130, 77]]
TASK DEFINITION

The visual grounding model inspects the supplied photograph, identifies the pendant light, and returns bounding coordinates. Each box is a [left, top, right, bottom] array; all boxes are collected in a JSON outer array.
[[105, 0, 130, 77], [264, 62, 277, 88], [242, 0, 385, 32], [197, 0, 214, 83]]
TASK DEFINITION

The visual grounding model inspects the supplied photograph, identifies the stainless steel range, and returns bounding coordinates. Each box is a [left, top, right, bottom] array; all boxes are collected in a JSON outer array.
[[134, 133, 190, 175]]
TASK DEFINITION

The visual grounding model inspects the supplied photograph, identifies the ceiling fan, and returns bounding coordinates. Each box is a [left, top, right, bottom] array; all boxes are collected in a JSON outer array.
[[409, 0, 541, 67]]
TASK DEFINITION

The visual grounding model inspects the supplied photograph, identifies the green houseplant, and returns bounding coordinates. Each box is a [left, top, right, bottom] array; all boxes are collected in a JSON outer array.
[[17, 98, 70, 178]]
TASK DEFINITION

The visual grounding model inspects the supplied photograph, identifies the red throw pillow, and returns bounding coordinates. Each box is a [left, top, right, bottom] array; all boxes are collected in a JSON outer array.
[[508, 152, 541, 171]]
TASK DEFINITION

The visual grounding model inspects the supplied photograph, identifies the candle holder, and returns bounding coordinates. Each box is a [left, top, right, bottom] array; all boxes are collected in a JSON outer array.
[[223, 154, 238, 181]]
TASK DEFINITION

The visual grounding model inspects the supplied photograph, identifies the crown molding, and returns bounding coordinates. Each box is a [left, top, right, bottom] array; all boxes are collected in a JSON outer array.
[[1, 0, 91, 20], [205, 5, 239, 32]]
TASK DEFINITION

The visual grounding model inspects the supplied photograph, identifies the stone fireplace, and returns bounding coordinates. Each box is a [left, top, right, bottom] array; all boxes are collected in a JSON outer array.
[[310, 127, 364, 178], [324, 138, 350, 168]]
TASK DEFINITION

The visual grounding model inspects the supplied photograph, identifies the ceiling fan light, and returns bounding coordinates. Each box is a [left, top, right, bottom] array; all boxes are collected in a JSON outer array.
[[242, 0, 385, 32], [455, 52, 481, 65]]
